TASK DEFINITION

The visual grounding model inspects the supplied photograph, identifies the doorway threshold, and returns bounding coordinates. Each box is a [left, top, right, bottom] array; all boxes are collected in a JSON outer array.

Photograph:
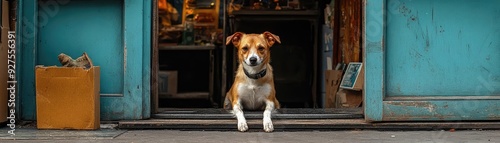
[[152, 108, 364, 119]]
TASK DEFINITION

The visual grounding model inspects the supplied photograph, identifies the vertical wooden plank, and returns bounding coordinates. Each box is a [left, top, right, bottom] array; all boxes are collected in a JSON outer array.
[[1, 0, 9, 123], [221, 0, 228, 106], [340, 0, 349, 63], [151, 0, 159, 114], [339, 0, 362, 64], [19, 0, 38, 120], [142, 0, 152, 118], [353, 0, 361, 62], [363, 0, 385, 122], [122, 0, 145, 119], [331, 0, 342, 65]]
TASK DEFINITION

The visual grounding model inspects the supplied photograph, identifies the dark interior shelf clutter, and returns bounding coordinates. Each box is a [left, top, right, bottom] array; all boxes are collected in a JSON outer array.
[[227, 8, 321, 108]]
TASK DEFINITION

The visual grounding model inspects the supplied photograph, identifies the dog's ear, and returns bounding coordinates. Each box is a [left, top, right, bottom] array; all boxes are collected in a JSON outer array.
[[262, 31, 281, 47], [226, 32, 245, 47]]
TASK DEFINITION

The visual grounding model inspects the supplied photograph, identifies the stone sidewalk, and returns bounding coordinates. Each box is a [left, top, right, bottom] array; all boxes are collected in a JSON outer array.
[[1, 128, 499, 143]]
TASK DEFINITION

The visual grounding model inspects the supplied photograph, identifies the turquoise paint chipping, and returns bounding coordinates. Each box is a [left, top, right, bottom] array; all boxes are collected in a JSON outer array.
[[365, 0, 500, 121]]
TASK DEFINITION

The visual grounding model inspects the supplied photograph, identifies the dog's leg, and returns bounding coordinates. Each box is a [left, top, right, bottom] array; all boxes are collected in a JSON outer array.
[[223, 92, 233, 110], [263, 100, 275, 132], [233, 100, 248, 132]]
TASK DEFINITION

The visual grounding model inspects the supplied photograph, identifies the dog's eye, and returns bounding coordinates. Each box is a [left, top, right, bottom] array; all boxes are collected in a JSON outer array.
[[242, 47, 249, 51], [258, 46, 265, 51]]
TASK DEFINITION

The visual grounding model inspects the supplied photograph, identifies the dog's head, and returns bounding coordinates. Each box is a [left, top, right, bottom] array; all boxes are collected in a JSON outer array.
[[226, 31, 281, 67]]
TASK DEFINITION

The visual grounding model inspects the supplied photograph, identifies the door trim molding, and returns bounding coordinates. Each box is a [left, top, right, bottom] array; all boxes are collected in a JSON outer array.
[[363, 0, 386, 122], [382, 100, 500, 121], [101, 94, 124, 97]]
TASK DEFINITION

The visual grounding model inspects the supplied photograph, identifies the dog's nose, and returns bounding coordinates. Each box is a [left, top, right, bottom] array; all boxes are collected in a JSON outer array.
[[249, 57, 257, 64]]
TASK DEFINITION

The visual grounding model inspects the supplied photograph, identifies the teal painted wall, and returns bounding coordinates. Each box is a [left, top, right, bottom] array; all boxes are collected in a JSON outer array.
[[17, 0, 151, 120]]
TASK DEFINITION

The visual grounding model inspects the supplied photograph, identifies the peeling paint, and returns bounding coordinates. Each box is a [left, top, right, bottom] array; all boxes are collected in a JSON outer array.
[[398, 3, 411, 16], [410, 15, 417, 21], [124, 44, 127, 73], [386, 101, 436, 113], [425, 27, 430, 51], [366, 41, 383, 53], [438, 26, 445, 33], [431, 7, 434, 22]]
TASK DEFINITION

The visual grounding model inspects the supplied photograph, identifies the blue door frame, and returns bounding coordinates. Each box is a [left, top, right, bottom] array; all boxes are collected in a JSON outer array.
[[16, 0, 151, 120], [364, 0, 500, 121]]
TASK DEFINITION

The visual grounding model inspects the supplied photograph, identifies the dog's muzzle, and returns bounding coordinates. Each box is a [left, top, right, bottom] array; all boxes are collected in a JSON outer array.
[[249, 57, 258, 66]]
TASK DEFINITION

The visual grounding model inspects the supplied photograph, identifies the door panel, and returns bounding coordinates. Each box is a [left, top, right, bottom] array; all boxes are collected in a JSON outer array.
[[364, 0, 500, 121], [37, 0, 124, 95], [385, 0, 500, 96], [18, 0, 151, 120]]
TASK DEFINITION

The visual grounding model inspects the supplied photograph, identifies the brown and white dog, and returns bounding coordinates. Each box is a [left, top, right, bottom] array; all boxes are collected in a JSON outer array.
[[224, 31, 281, 132]]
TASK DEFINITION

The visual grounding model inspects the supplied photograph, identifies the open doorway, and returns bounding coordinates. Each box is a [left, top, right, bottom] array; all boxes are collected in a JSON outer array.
[[153, 0, 223, 110], [151, 0, 364, 120]]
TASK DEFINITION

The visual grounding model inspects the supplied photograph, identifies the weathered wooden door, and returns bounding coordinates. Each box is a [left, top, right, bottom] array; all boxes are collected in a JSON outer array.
[[17, 0, 151, 120], [365, 0, 500, 121]]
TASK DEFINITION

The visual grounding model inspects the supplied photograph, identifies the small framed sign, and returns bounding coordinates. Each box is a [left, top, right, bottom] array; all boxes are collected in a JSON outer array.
[[340, 62, 364, 90]]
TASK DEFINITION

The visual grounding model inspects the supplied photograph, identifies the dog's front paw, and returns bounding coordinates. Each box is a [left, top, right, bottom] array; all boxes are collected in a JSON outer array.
[[238, 122, 248, 132], [263, 118, 274, 132]]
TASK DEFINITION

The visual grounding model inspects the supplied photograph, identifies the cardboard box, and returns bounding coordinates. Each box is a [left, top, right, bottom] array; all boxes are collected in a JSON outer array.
[[0, 0, 9, 123], [325, 70, 343, 108], [336, 89, 363, 108], [158, 71, 178, 98], [36, 66, 100, 130], [340, 62, 364, 91]]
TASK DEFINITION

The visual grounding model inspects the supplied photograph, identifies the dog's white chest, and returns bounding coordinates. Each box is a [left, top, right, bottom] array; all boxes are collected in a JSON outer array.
[[237, 83, 271, 110]]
